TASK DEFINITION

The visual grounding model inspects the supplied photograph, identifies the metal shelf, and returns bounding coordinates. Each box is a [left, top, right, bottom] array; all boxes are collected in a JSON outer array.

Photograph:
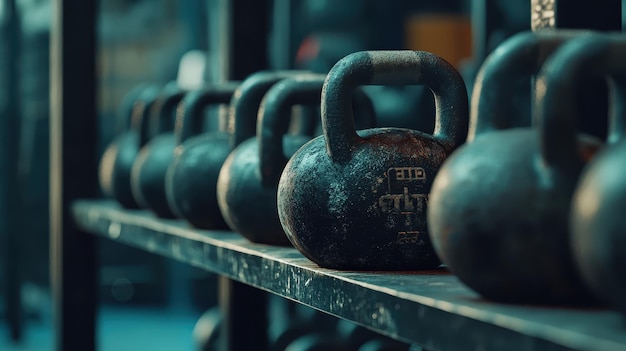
[[72, 199, 626, 351]]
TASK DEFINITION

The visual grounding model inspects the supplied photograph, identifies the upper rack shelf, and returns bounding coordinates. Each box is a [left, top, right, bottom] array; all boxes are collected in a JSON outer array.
[[72, 199, 626, 351]]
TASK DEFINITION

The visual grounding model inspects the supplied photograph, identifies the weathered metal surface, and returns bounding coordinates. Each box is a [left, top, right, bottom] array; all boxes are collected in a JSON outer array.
[[73, 200, 626, 351], [428, 31, 604, 305], [277, 51, 468, 271]]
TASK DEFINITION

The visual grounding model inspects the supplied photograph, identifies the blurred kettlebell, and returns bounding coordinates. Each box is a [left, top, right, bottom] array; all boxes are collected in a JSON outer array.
[[165, 82, 240, 229], [284, 333, 345, 351], [98, 84, 161, 208], [277, 51, 468, 270], [273, 309, 340, 351], [166, 71, 307, 228], [569, 35, 626, 316], [336, 320, 410, 351], [216, 74, 376, 245], [192, 307, 221, 351], [427, 31, 603, 304], [131, 82, 187, 218]]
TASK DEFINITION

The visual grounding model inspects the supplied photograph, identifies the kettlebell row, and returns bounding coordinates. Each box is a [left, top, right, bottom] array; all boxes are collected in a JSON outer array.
[[99, 31, 626, 315]]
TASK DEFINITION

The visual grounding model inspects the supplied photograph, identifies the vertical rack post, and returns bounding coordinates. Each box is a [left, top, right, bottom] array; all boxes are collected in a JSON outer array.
[[0, 0, 23, 342], [50, 0, 99, 350], [209, 0, 271, 350]]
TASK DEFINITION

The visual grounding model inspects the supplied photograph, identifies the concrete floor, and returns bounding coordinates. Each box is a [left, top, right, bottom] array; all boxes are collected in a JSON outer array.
[[0, 305, 201, 351]]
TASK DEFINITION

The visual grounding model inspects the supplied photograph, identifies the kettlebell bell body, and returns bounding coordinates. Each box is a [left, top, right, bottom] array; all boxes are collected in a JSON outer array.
[[165, 83, 240, 229], [569, 35, 626, 315], [217, 75, 324, 245], [278, 51, 468, 270], [427, 31, 603, 304], [98, 84, 161, 208], [216, 74, 376, 245], [166, 71, 308, 229], [131, 83, 187, 218]]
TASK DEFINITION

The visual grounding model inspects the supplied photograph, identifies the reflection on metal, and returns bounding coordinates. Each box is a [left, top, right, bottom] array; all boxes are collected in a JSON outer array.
[[74, 199, 626, 351]]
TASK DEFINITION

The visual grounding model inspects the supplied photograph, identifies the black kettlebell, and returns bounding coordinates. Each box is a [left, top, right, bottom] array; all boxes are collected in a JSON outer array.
[[336, 320, 410, 351], [284, 333, 345, 351], [130, 82, 187, 218], [568, 35, 626, 316], [427, 31, 604, 304], [165, 82, 241, 229], [165, 71, 307, 229], [192, 307, 221, 351], [216, 74, 376, 245], [277, 51, 468, 270], [98, 84, 161, 208]]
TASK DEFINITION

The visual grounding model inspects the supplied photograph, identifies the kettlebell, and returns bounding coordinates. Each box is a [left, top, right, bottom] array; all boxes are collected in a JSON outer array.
[[165, 71, 307, 229], [277, 51, 468, 270], [336, 320, 410, 351], [192, 307, 221, 351], [427, 31, 604, 304], [165, 82, 241, 229], [216, 74, 376, 245], [98, 84, 162, 208], [568, 35, 626, 316], [131, 82, 187, 218], [271, 307, 339, 351], [284, 333, 345, 351]]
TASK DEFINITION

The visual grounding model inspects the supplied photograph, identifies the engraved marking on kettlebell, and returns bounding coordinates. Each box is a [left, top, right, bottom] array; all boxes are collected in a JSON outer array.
[[396, 231, 420, 244], [378, 188, 428, 214]]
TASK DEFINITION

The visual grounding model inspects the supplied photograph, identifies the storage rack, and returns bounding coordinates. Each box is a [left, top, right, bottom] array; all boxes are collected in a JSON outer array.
[[51, 0, 626, 350]]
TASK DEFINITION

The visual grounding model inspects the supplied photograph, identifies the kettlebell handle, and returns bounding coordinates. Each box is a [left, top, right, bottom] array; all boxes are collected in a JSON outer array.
[[536, 34, 626, 171], [227, 71, 310, 151], [130, 85, 162, 147], [321, 51, 468, 163], [118, 84, 149, 134], [175, 82, 241, 146], [469, 30, 585, 140], [259, 75, 377, 186], [138, 83, 187, 147]]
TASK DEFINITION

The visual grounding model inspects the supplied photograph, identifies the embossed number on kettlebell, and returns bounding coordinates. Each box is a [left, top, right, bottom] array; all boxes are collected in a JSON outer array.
[[379, 167, 428, 214]]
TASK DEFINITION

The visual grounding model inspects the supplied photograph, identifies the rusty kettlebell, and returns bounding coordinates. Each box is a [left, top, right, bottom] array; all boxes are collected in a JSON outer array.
[[216, 74, 376, 245], [427, 31, 604, 304], [277, 51, 468, 270], [569, 35, 626, 316], [130, 82, 187, 218], [98, 84, 161, 208], [165, 82, 240, 229]]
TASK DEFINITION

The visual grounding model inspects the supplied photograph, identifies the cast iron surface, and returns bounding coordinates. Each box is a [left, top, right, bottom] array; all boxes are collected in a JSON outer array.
[[72, 199, 626, 351], [428, 31, 603, 305], [165, 82, 240, 229], [277, 51, 468, 271], [567, 35, 626, 317]]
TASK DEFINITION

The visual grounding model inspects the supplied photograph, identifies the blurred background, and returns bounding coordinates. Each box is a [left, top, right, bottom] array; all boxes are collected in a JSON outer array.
[[0, 0, 562, 349]]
